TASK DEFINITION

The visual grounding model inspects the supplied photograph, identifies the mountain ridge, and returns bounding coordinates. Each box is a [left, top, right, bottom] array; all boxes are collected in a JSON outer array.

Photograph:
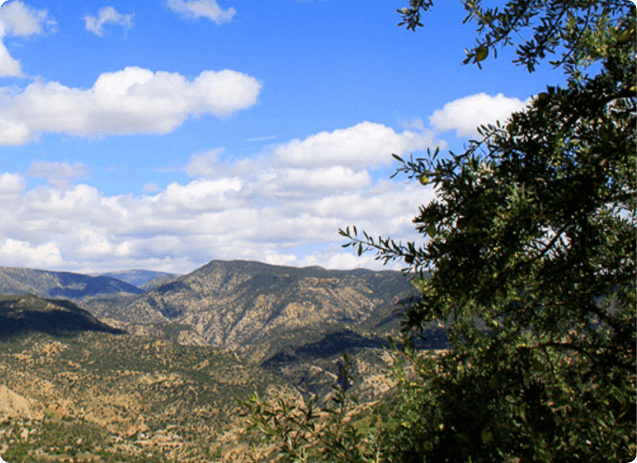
[[96, 260, 416, 360]]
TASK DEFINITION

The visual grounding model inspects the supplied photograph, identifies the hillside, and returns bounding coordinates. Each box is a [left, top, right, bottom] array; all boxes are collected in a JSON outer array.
[[0, 295, 295, 462], [0, 295, 124, 339], [0, 267, 143, 301]]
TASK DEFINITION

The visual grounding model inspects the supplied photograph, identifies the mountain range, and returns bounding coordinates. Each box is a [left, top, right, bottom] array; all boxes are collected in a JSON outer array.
[[0, 259, 437, 461]]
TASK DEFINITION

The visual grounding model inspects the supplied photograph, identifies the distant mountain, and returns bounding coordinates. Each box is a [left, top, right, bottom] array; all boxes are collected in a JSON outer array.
[[99, 269, 178, 289], [92, 260, 417, 363], [0, 266, 144, 300]]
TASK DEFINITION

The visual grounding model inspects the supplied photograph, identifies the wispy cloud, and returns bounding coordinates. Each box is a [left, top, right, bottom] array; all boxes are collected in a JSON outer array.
[[84, 6, 134, 37], [166, 0, 236, 25], [25, 161, 91, 188], [142, 183, 162, 193], [244, 135, 277, 142]]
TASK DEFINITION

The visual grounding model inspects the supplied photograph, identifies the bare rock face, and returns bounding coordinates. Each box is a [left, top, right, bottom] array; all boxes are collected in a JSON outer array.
[[95, 260, 415, 362]]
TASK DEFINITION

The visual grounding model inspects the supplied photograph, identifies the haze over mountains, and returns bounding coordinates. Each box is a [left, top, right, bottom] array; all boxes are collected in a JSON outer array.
[[97, 270, 178, 290]]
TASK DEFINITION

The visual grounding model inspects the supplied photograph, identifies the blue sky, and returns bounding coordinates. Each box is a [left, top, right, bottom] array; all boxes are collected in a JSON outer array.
[[0, 0, 563, 274]]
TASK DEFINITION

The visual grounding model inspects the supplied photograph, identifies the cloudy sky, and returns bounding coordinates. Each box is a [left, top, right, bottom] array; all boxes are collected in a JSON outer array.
[[0, 0, 563, 274]]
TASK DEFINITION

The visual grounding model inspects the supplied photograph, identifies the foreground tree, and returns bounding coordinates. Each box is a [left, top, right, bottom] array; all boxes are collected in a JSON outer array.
[[246, 1, 636, 461]]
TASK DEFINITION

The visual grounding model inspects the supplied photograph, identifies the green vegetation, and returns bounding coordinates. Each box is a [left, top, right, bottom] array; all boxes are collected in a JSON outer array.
[[246, 1, 636, 461]]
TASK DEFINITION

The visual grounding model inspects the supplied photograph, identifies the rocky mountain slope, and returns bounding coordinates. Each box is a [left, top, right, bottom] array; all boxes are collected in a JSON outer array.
[[0, 266, 143, 300], [90, 260, 416, 364], [0, 264, 435, 461]]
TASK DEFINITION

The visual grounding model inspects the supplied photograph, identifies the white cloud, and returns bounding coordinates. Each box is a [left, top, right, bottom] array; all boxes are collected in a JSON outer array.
[[430, 92, 531, 138], [1, 238, 63, 268], [166, 0, 236, 25], [0, 29, 20, 76], [0, 172, 24, 196], [279, 166, 371, 191], [274, 121, 438, 169], [25, 161, 91, 188], [84, 6, 134, 36], [0, 1, 56, 77], [0, 66, 261, 145], [0, 1, 55, 36]]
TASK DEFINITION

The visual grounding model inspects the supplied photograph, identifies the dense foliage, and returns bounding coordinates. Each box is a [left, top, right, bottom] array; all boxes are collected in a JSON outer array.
[[246, 1, 636, 461]]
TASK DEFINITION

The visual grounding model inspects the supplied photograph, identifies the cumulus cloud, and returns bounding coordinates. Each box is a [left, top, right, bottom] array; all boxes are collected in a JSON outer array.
[[0, 0, 55, 36], [274, 121, 438, 169], [0, 1, 56, 77], [430, 92, 531, 138], [1, 238, 63, 268], [84, 6, 134, 36], [185, 122, 438, 193], [279, 166, 371, 191], [166, 0, 236, 25], [0, 66, 261, 145], [0, 119, 438, 273], [0, 172, 25, 196], [25, 161, 91, 188]]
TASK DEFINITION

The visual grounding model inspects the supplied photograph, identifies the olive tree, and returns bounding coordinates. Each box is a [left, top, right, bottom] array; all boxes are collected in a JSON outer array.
[[246, 1, 636, 461]]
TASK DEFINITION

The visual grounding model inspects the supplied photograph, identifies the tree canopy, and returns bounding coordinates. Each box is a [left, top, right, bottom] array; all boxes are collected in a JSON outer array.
[[246, 1, 636, 461]]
